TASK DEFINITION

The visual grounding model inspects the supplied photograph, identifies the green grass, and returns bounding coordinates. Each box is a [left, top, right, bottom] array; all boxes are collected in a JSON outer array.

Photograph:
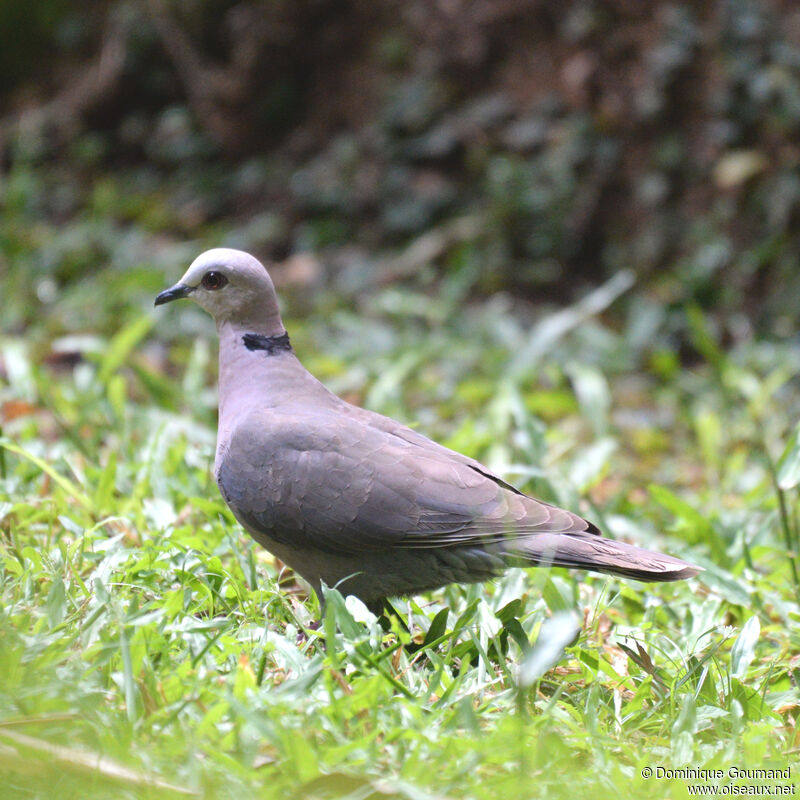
[[1, 193, 799, 798]]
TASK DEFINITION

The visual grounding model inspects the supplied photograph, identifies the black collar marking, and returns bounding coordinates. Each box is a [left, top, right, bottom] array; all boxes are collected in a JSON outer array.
[[242, 331, 292, 355]]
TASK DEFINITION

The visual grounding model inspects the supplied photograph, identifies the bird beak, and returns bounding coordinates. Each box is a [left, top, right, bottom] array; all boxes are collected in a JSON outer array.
[[154, 283, 194, 306]]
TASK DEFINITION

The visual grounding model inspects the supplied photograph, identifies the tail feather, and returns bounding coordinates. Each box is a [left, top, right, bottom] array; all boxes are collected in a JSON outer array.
[[507, 532, 699, 582]]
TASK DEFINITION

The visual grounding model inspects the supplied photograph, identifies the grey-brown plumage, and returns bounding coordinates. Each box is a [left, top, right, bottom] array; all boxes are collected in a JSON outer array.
[[156, 249, 699, 614]]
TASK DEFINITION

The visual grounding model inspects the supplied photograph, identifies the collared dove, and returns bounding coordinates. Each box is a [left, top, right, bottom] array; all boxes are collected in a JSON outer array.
[[156, 248, 698, 614]]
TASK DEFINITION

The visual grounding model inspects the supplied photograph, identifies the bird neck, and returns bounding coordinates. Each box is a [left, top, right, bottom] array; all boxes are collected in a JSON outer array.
[[213, 318, 340, 473], [218, 319, 291, 384], [218, 311, 288, 343], [216, 319, 331, 411]]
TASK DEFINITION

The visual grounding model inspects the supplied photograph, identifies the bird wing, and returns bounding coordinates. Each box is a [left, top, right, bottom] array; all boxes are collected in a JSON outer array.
[[216, 405, 596, 557]]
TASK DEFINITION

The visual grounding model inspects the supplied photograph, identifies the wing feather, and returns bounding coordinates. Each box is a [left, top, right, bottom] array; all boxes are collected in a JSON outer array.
[[217, 406, 596, 558]]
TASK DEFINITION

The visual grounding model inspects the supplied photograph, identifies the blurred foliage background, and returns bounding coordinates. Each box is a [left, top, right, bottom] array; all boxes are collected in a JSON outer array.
[[4, 0, 800, 338]]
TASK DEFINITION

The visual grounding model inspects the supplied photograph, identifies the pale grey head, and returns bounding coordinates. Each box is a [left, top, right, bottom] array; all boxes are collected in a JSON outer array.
[[155, 248, 284, 334]]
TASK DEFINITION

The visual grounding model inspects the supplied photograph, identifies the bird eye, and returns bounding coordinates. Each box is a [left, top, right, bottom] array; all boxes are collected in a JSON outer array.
[[201, 271, 228, 290]]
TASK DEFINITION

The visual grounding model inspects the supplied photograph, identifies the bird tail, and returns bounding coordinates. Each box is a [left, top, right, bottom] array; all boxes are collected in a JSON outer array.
[[508, 532, 699, 582]]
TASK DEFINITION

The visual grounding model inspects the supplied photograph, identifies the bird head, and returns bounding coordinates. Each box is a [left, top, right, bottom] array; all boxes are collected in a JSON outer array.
[[155, 248, 284, 334]]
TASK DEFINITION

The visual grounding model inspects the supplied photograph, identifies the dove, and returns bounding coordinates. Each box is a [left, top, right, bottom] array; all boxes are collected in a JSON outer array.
[[156, 248, 698, 615]]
